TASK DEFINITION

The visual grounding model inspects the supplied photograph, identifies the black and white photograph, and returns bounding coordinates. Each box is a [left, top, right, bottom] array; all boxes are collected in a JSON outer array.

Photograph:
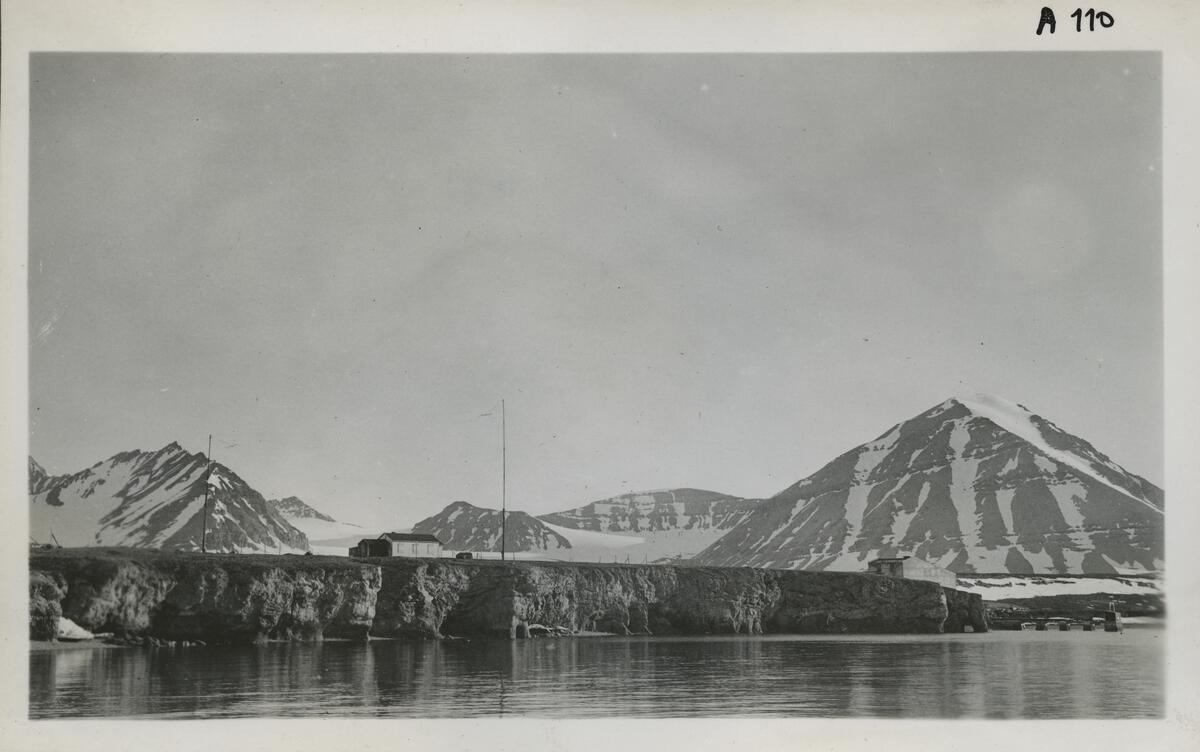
[[3, 1, 1199, 749]]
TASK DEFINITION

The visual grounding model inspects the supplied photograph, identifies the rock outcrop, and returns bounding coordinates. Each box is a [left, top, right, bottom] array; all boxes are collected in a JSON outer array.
[[31, 549, 379, 644], [942, 586, 990, 632], [30, 549, 986, 644], [29, 570, 65, 641]]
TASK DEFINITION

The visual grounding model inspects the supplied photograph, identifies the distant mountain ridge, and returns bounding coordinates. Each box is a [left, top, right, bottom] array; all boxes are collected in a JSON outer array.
[[267, 495, 369, 556], [268, 496, 336, 522], [539, 488, 757, 534], [32, 393, 1160, 575], [411, 501, 571, 552], [30, 443, 308, 553], [407, 489, 760, 562], [692, 394, 1163, 575]]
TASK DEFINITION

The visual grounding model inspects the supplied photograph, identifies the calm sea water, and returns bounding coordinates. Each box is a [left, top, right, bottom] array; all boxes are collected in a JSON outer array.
[[30, 626, 1163, 719]]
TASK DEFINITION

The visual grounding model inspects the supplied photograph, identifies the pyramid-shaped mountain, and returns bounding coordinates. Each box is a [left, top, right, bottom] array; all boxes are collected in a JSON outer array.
[[268, 496, 336, 522], [692, 394, 1163, 574], [411, 501, 572, 552], [30, 443, 308, 553]]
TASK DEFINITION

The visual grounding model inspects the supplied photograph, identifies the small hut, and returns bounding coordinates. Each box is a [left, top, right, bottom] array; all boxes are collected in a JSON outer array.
[[866, 555, 958, 588]]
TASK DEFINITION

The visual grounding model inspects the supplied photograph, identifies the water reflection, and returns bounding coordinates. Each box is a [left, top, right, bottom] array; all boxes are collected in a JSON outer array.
[[30, 629, 1164, 719]]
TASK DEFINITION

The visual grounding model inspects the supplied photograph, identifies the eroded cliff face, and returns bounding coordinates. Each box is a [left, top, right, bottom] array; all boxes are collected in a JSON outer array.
[[29, 570, 64, 641], [30, 550, 380, 644], [942, 586, 990, 632], [30, 550, 986, 644]]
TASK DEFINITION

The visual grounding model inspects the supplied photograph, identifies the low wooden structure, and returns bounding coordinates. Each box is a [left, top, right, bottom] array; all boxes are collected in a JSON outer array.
[[348, 538, 390, 557], [349, 533, 444, 558], [866, 555, 958, 588]]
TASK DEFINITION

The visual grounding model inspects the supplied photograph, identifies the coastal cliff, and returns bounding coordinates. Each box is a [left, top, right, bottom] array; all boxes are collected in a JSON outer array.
[[30, 549, 379, 643], [30, 549, 987, 644]]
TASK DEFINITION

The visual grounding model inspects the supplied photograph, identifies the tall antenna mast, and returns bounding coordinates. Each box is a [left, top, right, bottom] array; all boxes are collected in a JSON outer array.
[[201, 434, 212, 553], [501, 398, 507, 562]]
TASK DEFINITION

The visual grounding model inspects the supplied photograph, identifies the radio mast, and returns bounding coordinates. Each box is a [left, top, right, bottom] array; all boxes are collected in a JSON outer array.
[[501, 399, 507, 561], [201, 434, 213, 553]]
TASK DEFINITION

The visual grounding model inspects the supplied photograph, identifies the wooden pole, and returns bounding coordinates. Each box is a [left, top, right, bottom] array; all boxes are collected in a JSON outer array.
[[501, 398, 507, 562], [201, 434, 212, 553]]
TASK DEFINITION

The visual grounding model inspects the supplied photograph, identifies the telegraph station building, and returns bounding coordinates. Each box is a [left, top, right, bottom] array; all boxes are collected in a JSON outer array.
[[349, 532, 444, 559], [866, 555, 958, 588]]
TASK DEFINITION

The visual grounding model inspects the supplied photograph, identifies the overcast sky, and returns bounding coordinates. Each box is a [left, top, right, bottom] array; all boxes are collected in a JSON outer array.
[[29, 53, 1161, 526]]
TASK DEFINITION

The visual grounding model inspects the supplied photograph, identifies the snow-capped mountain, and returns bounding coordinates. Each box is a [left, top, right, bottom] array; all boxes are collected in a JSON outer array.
[[30, 443, 308, 553], [268, 496, 335, 522], [267, 495, 367, 555], [29, 457, 57, 496], [536, 488, 760, 562], [406, 489, 759, 562], [539, 488, 757, 534], [411, 501, 571, 552], [693, 394, 1163, 575]]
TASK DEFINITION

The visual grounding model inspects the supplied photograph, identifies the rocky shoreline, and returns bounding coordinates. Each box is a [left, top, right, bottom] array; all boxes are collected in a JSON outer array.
[[30, 548, 987, 646]]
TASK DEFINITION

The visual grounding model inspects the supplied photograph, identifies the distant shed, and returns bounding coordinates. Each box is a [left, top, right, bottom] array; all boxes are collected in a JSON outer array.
[[348, 538, 390, 558], [867, 556, 958, 588]]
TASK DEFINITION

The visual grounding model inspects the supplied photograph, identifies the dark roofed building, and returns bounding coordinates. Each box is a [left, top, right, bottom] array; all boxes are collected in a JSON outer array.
[[349, 538, 390, 558], [349, 532, 444, 559], [380, 532, 442, 543]]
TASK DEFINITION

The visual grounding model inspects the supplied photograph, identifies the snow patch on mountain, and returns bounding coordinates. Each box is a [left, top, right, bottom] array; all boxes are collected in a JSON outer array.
[[30, 444, 308, 553], [405, 490, 757, 563], [266, 496, 366, 547], [954, 393, 1161, 514], [268, 496, 336, 522], [955, 573, 1162, 600], [693, 394, 1163, 574], [412, 501, 571, 552], [539, 488, 757, 534]]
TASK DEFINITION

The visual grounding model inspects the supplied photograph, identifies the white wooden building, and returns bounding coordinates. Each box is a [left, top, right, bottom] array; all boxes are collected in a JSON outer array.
[[349, 532, 443, 558]]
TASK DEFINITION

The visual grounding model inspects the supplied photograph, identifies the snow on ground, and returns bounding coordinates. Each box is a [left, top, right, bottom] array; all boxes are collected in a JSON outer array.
[[309, 534, 370, 550], [309, 543, 354, 556], [541, 522, 642, 549], [287, 517, 366, 542], [351, 522, 738, 564], [955, 574, 1163, 600], [309, 521, 732, 563], [456, 551, 573, 561], [562, 527, 731, 564], [57, 617, 95, 641]]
